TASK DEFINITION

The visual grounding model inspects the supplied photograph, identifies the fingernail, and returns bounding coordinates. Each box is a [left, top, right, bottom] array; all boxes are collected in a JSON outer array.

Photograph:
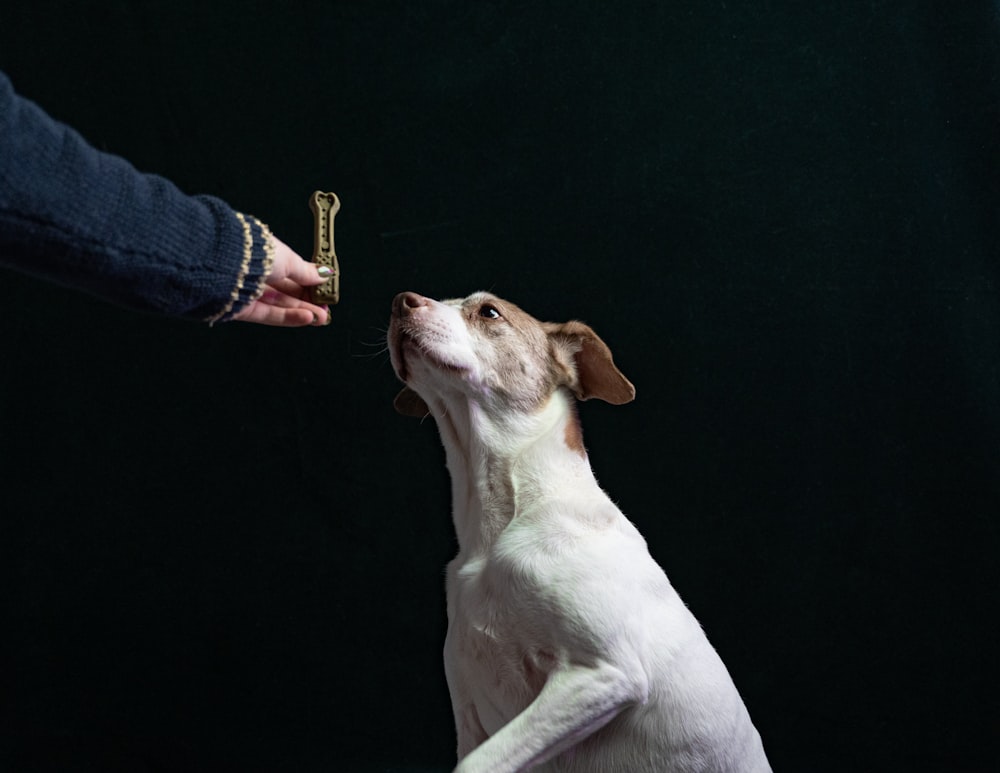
[[317, 265, 333, 278]]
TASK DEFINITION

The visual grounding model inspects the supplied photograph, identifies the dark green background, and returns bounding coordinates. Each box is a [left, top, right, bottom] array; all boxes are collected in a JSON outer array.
[[2, 2, 998, 771]]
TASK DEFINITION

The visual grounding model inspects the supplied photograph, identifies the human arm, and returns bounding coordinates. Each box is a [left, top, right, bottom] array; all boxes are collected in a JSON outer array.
[[0, 70, 328, 326]]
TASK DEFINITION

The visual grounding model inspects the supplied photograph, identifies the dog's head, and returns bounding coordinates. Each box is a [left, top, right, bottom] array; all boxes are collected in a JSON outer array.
[[388, 291, 634, 418]]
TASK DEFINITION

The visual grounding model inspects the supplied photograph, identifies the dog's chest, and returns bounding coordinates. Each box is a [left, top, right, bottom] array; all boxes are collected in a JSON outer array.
[[447, 556, 547, 671], [444, 512, 640, 721], [444, 547, 562, 727]]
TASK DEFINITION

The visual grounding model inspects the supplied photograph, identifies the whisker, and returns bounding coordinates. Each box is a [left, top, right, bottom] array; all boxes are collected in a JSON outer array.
[[352, 326, 392, 359], [352, 349, 390, 361]]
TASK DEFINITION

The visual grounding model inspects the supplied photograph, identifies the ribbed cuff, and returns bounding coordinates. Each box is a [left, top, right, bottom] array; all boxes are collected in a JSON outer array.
[[205, 212, 276, 324]]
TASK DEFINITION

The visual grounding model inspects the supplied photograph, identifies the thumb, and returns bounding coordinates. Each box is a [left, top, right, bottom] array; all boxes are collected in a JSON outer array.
[[272, 237, 329, 286]]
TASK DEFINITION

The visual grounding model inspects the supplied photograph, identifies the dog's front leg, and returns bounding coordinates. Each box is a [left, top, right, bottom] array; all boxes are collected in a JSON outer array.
[[455, 660, 648, 773]]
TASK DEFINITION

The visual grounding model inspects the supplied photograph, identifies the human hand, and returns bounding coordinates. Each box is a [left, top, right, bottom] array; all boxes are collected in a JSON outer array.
[[232, 236, 331, 326]]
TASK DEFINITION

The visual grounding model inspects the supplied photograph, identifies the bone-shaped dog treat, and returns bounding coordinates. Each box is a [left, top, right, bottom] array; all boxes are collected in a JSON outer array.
[[309, 191, 341, 306]]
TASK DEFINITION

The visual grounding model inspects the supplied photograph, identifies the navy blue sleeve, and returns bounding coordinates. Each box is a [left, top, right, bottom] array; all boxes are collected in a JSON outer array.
[[0, 70, 272, 322]]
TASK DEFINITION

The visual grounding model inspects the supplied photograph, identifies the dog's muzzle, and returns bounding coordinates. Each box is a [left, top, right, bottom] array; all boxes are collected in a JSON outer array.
[[389, 292, 430, 382]]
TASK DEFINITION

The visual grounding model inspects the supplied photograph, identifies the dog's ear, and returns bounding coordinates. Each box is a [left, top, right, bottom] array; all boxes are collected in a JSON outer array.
[[545, 321, 636, 405], [394, 387, 431, 417]]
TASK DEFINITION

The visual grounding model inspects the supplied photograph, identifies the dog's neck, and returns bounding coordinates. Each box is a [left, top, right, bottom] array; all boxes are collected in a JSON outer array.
[[428, 387, 593, 554]]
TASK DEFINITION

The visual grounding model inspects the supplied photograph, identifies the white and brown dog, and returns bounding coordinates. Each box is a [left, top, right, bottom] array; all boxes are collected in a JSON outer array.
[[389, 291, 771, 773]]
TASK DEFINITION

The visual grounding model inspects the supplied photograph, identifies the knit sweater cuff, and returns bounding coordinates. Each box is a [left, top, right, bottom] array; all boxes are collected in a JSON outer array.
[[205, 212, 276, 324]]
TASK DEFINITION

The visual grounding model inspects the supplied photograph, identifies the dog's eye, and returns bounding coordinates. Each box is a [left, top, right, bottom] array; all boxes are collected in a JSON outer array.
[[478, 305, 502, 320]]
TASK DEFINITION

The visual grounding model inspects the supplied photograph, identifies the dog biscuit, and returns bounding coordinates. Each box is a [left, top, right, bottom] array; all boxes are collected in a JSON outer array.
[[309, 191, 341, 305]]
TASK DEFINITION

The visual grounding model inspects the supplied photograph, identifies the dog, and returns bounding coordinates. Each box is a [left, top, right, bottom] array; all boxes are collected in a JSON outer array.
[[388, 290, 771, 773]]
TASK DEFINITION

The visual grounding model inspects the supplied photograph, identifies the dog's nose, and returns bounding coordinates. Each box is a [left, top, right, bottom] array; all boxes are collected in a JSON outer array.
[[394, 291, 428, 317]]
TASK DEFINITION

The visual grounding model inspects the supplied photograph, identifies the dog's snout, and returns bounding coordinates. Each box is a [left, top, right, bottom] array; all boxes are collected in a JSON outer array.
[[394, 291, 428, 318]]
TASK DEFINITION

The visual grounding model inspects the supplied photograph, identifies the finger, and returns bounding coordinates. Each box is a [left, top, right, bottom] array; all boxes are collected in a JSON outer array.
[[289, 260, 331, 287], [264, 277, 307, 301], [233, 287, 330, 326], [260, 287, 329, 316], [272, 237, 329, 287], [235, 302, 328, 327], [253, 306, 314, 327]]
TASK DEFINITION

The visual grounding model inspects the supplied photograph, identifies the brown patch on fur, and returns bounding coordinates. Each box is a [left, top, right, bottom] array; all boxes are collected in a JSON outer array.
[[542, 321, 635, 405], [563, 401, 587, 457]]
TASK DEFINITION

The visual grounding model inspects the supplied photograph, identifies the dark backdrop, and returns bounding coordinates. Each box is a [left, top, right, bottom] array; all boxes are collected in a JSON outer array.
[[1, 2, 998, 771]]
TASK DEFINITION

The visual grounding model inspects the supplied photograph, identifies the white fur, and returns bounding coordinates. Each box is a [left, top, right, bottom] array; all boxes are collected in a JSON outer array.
[[389, 291, 771, 773]]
